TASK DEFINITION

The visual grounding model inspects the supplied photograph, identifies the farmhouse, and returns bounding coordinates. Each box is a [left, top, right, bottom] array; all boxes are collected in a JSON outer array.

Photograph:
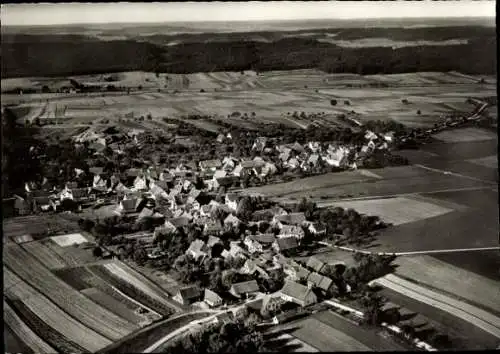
[[307, 272, 334, 293], [204, 289, 223, 308], [279, 281, 317, 307], [186, 239, 208, 261], [224, 214, 241, 228], [229, 280, 259, 298], [274, 212, 306, 226], [199, 159, 222, 172], [279, 225, 305, 240], [173, 286, 202, 305]]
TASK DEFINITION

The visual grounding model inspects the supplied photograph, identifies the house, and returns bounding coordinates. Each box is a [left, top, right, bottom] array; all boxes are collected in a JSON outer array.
[[116, 198, 139, 215], [240, 259, 268, 278], [133, 176, 148, 191], [295, 265, 311, 282], [225, 194, 239, 211], [204, 289, 223, 307], [364, 130, 378, 141], [244, 235, 263, 254], [261, 294, 286, 316], [173, 286, 202, 305], [203, 220, 224, 236], [290, 142, 305, 154], [224, 214, 241, 228], [306, 256, 327, 273], [170, 216, 191, 229], [206, 235, 222, 248], [260, 162, 278, 178], [384, 131, 395, 143], [147, 247, 167, 259], [213, 169, 227, 180], [13, 195, 30, 216], [199, 159, 222, 172], [250, 233, 276, 248], [89, 166, 105, 176], [93, 174, 108, 191], [307, 272, 334, 293], [222, 156, 238, 171], [279, 225, 305, 240], [137, 207, 154, 221], [229, 280, 259, 298], [273, 237, 298, 253], [229, 241, 246, 258], [252, 137, 268, 152], [200, 204, 212, 217], [279, 281, 317, 307], [216, 133, 226, 143], [214, 176, 239, 190], [186, 239, 208, 261], [273, 212, 306, 226], [149, 182, 169, 200], [308, 141, 321, 153], [286, 157, 300, 169]]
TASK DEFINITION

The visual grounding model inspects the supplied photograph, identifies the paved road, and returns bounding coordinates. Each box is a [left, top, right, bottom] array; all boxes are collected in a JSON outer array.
[[371, 274, 500, 339], [414, 164, 497, 186]]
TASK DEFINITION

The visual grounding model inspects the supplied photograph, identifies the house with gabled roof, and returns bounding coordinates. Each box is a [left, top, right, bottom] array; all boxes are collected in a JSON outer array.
[[173, 286, 202, 305], [229, 280, 259, 298], [274, 212, 306, 226], [229, 241, 247, 259], [307, 272, 334, 293], [279, 225, 305, 240], [116, 198, 139, 215], [225, 193, 239, 211], [306, 222, 326, 236], [279, 281, 317, 307], [186, 239, 208, 261], [204, 289, 223, 308], [93, 174, 108, 191], [306, 256, 327, 273], [224, 214, 241, 228], [199, 159, 222, 172], [273, 237, 298, 254]]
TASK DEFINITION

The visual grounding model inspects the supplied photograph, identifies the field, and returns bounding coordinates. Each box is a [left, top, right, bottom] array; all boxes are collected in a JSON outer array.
[[379, 288, 500, 350], [393, 256, 500, 315], [325, 196, 454, 226], [469, 155, 498, 169], [2, 70, 496, 136], [2, 214, 81, 242], [434, 127, 497, 143]]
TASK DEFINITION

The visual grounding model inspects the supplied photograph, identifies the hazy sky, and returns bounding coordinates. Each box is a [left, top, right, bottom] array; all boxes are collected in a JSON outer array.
[[1, 1, 495, 26]]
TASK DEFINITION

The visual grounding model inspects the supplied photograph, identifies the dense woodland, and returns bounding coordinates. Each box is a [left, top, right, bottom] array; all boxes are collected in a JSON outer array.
[[2, 25, 496, 77]]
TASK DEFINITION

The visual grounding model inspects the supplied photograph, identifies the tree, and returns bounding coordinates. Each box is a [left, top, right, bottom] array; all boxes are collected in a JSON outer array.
[[360, 289, 385, 325], [330, 99, 338, 106], [133, 247, 148, 265], [417, 110, 421, 115], [92, 246, 103, 258]]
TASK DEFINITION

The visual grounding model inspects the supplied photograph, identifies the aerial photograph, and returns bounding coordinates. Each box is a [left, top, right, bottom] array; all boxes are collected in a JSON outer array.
[[1, 1, 498, 352]]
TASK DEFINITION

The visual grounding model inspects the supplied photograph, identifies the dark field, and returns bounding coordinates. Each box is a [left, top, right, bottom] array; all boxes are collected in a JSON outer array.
[[4, 324, 34, 354], [433, 250, 500, 282], [378, 287, 500, 350]]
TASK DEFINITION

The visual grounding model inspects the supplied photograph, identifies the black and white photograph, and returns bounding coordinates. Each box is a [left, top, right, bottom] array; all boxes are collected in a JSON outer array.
[[1, 1, 498, 352]]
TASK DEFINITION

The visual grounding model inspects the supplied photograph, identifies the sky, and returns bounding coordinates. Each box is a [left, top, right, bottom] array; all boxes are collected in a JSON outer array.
[[1, 1, 495, 26]]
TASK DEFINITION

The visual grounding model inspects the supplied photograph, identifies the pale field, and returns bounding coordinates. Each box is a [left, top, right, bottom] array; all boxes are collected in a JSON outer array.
[[2, 70, 495, 130], [434, 127, 498, 143], [104, 262, 174, 306], [4, 244, 138, 340], [4, 267, 113, 351], [469, 155, 498, 169], [291, 318, 371, 351], [325, 196, 455, 226], [394, 255, 500, 314], [50, 233, 88, 247], [4, 300, 57, 354]]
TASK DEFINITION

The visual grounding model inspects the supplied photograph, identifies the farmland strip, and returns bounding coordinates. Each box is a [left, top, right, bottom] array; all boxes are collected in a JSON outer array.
[[6, 298, 90, 354], [88, 264, 176, 316], [22, 241, 68, 269], [4, 300, 57, 354], [4, 244, 138, 341], [4, 267, 109, 352], [80, 288, 146, 325]]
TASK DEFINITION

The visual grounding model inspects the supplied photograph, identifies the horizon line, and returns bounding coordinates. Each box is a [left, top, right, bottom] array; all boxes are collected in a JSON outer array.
[[2, 16, 495, 28]]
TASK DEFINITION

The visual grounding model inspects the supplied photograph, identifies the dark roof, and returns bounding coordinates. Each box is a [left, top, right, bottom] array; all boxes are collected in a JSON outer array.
[[280, 281, 313, 302], [126, 168, 142, 177], [275, 237, 298, 251], [306, 256, 326, 273], [230, 280, 259, 295], [121, 199, 137, 212], [250, 233, 276, 244], [295, 265, 311, 280], [72, 188, 90, 199], [204, 289, 223, 304], [226, 193, 239, 202], [177, 286, 201, 300], [275, 212, 306, 225], [216, 176, 238, 187]]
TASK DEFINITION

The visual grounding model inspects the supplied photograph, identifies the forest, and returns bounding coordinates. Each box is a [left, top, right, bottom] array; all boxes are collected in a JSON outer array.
[[1, 25, 495, 78]]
